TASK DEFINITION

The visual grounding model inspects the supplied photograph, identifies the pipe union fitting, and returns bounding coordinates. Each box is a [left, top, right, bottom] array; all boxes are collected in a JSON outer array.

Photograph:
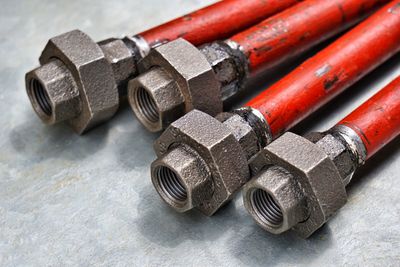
[[25, 30, 120, 134], [152, 110, 250, 216], [245, 132, 347, 238], [128, 38, 221, 132]]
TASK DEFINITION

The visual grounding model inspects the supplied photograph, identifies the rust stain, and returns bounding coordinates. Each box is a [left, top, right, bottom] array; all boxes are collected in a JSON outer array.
[[183, 15, 192, 21], [177, 32, 188, 38], [279, 37, 288, 44], [253, 45, 273, 55], [299, 31, 311, 42], [323, 75, 339, 90]]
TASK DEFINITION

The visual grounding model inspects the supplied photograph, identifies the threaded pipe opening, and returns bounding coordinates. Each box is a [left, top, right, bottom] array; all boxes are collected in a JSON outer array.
[[29, 78, 52, 117], [250, 189, 283, 228], [135, 87, 159, 124], [155, 166, 187, 203]]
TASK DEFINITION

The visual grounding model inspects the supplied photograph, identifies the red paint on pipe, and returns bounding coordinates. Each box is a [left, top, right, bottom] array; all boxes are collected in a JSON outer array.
[[246, 1, 400, 138], [140, 0, 301, 47], [338, 76, 400, 159], [230, 0, 389, 71]]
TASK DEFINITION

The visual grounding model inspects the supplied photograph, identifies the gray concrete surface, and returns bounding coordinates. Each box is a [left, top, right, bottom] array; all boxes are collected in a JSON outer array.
[[0, 0, 399, 266]]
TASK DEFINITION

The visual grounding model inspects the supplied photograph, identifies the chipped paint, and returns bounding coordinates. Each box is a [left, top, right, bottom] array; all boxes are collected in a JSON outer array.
[[230, 0, 388, 71], [324, 75, 339, 90], [315, 64, 332, 77]]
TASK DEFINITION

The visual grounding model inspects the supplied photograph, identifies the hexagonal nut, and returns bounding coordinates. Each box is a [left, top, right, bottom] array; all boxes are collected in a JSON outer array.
[[243, 166, 308, 234], [128, 67, 185, 132], [98, 38, 137, 95], [26, 59, 81, 124], [200, 42, 238, 86], [151, 145, 214, 212], [314, 133, 356, 184], [153, 110, 250, 216], [139, 38, 222, 117], [216, 112, 260, 159], [260, 132, 347, 238], [38, 29, 119, 134]]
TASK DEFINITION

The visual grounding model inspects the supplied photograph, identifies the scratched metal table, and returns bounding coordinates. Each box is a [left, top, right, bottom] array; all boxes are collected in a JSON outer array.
[[1, 0, 399, 266]]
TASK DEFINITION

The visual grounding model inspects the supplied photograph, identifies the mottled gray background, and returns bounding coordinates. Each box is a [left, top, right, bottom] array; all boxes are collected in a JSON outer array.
[[0, 0, 399, 266]]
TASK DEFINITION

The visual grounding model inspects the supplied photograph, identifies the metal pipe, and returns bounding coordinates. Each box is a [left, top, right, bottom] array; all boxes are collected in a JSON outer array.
[[247, 0, 400, 138], [129, 0, 388, 132], [338, 77, 400, 159], [140, 0, 301, 47], [25, 0, 295, 134], [243, 75, 400, 238], [230, 0, 388, 71], [150, 1, 400, 216]]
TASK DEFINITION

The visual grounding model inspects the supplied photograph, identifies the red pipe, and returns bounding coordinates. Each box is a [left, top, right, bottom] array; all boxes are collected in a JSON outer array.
[[247, 0, 400, 138], [230, 0, 389, 71], [338, 77, 400, 159], [140, 0, 301, 47]]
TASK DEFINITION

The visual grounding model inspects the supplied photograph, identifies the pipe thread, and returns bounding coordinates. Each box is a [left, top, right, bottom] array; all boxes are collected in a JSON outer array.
[[251, 189, 283, 227], [155, 166, 187, 203], [30, 79, 52, 116], [135, 87, 159, 123]]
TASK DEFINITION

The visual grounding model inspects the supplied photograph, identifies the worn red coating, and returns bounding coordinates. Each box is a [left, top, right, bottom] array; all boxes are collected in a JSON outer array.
[[140, 0, 301, 47], [230, 0, 389, 71], [246, 0, 400, 138], [338, 76, 400, 159]]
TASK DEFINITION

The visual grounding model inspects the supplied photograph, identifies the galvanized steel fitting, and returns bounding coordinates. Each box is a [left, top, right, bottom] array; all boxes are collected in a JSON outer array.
[[243, 126, 367, 238], [25, 30, 150, 134], [151, 108, 271, 215], [128, 38, 248, 132]]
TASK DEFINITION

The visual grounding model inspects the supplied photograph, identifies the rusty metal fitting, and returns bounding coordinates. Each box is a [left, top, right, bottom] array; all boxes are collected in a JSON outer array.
[[128, 38, 248, 132], [25, 30, 149, 134], [151, 108, 271, 215], [244, 128, 367, 238]]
